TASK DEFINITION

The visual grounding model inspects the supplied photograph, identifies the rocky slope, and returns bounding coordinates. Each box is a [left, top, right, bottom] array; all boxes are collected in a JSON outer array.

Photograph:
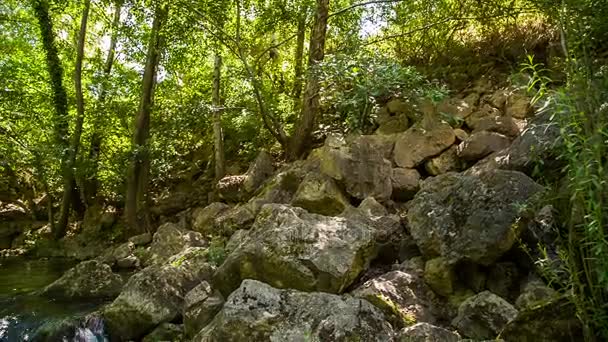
[[8, 78, 581, 341]]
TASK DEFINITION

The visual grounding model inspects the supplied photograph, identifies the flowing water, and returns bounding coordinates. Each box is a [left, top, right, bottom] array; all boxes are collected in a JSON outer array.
[[0, 257, 108, 341]]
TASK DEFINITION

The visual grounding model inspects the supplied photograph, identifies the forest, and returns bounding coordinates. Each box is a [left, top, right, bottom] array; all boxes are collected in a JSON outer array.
[[1, 0, 607, 341]]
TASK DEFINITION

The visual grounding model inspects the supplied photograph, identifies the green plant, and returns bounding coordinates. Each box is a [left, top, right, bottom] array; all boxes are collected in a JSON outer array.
[[317, 51, 447, 133], [520, 55, 553, 106]]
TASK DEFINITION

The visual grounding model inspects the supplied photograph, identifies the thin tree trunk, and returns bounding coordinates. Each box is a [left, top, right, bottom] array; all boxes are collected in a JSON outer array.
[[56, 0, 90, 238], [32, 0, 72, 238], [212, 53, 225, 181], [292, 11, 307, 109], [85, 0, 122, 205], [124, 3, 169, 232], [235, 0, 288, 148], [288, 0, 330, 160]]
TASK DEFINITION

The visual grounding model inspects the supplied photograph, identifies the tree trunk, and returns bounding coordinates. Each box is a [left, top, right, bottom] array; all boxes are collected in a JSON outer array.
[[85, 0, 122, 205], [212, 53, 225, 181], [292, 11, 307, 109], [55, 0, 90, 239], [124, 3, 169, 232], [288, 0, 330, 160], [32, 0, 72, 238]]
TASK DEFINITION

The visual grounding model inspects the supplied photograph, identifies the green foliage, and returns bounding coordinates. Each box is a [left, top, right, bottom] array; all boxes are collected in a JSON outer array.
[[520, 55, 552, 105], [317, 51, 447, 132]]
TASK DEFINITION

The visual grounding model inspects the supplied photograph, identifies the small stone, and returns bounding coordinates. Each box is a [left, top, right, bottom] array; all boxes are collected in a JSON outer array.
[[452, 291, 518, 340]]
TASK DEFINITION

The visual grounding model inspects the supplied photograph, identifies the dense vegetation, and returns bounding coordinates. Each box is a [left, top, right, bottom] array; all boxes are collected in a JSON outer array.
[[1, 0, 607, 339]]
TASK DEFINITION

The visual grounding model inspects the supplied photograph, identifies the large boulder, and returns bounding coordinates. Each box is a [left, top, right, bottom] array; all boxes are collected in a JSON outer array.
[[217, 175, 247, 202], [407, 169, 543, 265], [471, 111, 561, 176], [376, 102, 411, 134], [40, 260, 123, 300], [183, 281, 225, 338], [291, 173, 350, 216], [499, 298, 582, 342], [213, 204, 256, 237], [457, 131, 512, 161], [393, 123, 456, 168], [452, 291, 518, 340], [351, 270, 441, 328], [213, 203, 392, 296], [147, 223, 207, 264], [192, 202, 231, 235], [195, 279, 395, 341], [397, 323, 461, 342], [316, 134, 393, 201], [242, 150, 275, 193], [437, 94, 478, 120], [102, 247, 215, 341], [505, 91, 532, 119]]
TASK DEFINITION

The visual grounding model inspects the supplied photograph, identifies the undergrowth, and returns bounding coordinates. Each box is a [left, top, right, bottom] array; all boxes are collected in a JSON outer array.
[[524, 54, 608, 340]]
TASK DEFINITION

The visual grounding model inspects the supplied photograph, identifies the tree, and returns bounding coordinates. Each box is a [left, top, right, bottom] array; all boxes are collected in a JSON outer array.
[[124, 2, 170, 232], [32, 0, 72, 238], [85, 0, 122, 205], [212, 53, 225, 181], [288, 0, 330, 160], [54, 0, 90, 238]]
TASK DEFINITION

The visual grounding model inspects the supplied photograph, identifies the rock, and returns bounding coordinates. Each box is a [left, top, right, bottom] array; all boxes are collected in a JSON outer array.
[[391, 168, 421, 201], [291, 173, 350, 216], [148, 223, 207, 264], [213, 203, 389, 296], [424, 257, 455, 297], [213, 204, 256, 237], [318, 134, 393, 201], [472, 116, 520, 138], [217, 175, 247, 202], [437, 95, 478, 119], [355, 134, 397, 160], [489, 89, 509, 109], [352, 270, 440, 328], [387, 98, 411, 114], [465, 104, 501, 129], [457, 131, 511, 161], [471, 111, 562, 176], [395, 256, 425, 276], [116, 255, 140, 269], [453, 128, 469, 141], [500, 298, 582, 342], [183, 281, 225, 338], [224, 229, 249, 254], [40, 260, 123, 300], [505, 92, 532, 119], [408, 169, 543, 265], [103, 247, 215, 341], [129, 232, 153, 246], [195, 279, 395, 341], [487, 262, 520, 300], [514, 278, 556, 309], [246, 163, 309, 213], [453, 291, 518, 340], [192, 202, 231, 235], [424, 146, 462, 176], [376, 105, 411, 134], [397, 323, 461, 342], [142, 323, 184, 342], [243, 150, 274, 193], [358, 196, 389, 217], [394, 123, 456, 168]]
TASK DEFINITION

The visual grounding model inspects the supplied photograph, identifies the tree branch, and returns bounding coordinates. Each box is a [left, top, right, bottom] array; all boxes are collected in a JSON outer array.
[[329, 0, 404, 18]]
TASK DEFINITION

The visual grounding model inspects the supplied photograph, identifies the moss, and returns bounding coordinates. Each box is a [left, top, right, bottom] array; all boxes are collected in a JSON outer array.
[[372, 293, 417, 327]]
